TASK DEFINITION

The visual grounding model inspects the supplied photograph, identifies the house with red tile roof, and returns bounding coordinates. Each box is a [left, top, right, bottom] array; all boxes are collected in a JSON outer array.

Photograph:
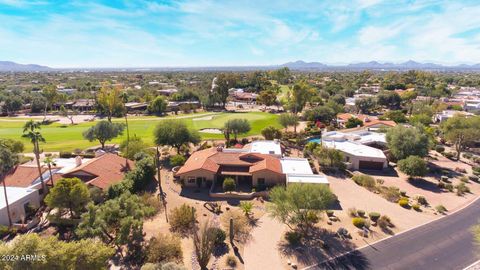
[[62, 153, 134, 190], [175, 140, 329, 192]]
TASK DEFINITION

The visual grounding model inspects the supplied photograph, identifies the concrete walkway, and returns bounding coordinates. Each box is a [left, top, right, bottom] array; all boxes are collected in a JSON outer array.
[[244, 215, 286, 270]]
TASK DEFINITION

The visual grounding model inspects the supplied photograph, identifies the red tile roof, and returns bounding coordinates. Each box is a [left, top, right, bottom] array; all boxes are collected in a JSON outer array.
[[176, 148, 283, 176], [62, 153, 134, 190], [4, 166, 47, 188]]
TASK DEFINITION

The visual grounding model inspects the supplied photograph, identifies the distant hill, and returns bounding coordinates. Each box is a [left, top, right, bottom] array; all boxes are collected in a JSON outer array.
[[0, 61, 51, 72], [280, 60, 480, 71]]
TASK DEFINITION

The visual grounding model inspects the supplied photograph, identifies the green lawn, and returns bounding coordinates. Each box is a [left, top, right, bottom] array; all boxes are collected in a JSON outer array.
[[0, 112, 280, 152]]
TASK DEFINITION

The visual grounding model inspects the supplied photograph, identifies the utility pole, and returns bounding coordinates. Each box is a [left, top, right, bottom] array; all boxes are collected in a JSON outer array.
[[156, 146, 168, 222]]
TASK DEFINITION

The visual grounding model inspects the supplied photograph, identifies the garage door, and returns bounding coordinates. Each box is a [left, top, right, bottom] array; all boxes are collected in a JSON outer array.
[[359, 161, 384, 170]]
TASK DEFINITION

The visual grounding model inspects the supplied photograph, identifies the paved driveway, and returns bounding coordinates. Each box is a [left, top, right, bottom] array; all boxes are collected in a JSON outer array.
[[244, 215, 286, 270]]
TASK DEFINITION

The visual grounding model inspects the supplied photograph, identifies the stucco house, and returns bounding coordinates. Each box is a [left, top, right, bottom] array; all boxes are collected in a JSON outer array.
[[175, 140, 328, 192], [322, 131, 388, 170]]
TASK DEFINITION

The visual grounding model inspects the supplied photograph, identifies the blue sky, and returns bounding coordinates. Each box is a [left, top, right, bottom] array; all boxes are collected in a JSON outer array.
[[1, 0, 480, 68]]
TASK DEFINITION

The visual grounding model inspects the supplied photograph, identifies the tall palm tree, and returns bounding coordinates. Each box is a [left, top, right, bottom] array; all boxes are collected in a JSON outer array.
[[22, 120, 46, 193], [43, 156, 56, 187], [0, 145, 20, 227]]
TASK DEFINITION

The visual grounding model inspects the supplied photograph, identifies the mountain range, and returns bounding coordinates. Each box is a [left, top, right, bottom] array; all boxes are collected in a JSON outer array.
[[2, 60, 480, 72]]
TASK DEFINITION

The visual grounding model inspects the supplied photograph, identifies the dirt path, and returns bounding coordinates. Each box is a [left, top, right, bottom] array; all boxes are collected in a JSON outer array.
[[244, 215, 286, 270]]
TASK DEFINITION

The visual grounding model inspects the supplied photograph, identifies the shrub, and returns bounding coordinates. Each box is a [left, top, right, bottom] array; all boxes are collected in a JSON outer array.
[[435, 145, 445, 153], [445, 183, 454, 192], [285, 231, 302, 245], [59, 151, 72, 158], [460, 176, 469, 183], [221, 210, 250, 243], [352, 217, 366, 228], [0, 225, 10, 238], [146, 233, 183, 264], [377, 215, 392, 229], [225, 255, 237, 267], [398, 198, 409, 208], [352, 174, 376, 189], [435, 205, 447, 214], [412, 204, 421, 211], [357, 209, 366, 217], [170, 155, 186, 167], [463, 153, 473, 159], [437, 181, 445, 188], [443, 152, 455, 159], [348, 207, 357, 217], [398, 156, 427, 179], [441, 175, 449, 182], [376, 178, 385, 185], [169, 204, 196, 233], [326, 210, 334, 217], [455, 183, 470, 196], [368, 212, 381, 222], [379, 186, 401, 202], [222, 178, 236, 193], [400, 190, 407, 197], [207, 227, 226, 246], [415, 195, 428, 206]]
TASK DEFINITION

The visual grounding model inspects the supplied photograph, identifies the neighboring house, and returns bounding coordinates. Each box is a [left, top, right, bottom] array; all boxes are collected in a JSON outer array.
[[322, 131, 388, 170], [4, 165, 50, 196], [433, 110, 474, 123], [465, 102, 480, 113], [72, 99, 96, 111], [157, 89, 178, 96], [336, 113, 378, 128], [230, 89, 257, 102], [166, 101, 201, 112], [175, 140, 328, 191], [125, 102, 148, 112], [0, 187, 40, 226], [62, 153, 134, 190]]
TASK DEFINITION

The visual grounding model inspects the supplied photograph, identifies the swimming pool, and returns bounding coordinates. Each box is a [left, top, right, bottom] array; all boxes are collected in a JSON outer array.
[[307, 138, 321, 144]]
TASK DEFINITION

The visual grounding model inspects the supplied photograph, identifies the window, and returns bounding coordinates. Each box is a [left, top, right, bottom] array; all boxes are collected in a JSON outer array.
[[258, 178, 265, 185], [187, 177, 195, 184]]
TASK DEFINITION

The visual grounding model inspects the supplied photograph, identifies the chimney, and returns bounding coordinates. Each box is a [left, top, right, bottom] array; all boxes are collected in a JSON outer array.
[[75, 156, 82, 167]]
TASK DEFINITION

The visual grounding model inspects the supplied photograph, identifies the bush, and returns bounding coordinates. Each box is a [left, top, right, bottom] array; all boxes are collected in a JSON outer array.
[[437, 181, 445, 189], [352, 174, 376, 189], [59, 151, 72, 158], [463, 153, 473, 159], [326, 210, 334, 217], [445, 183, 454, 192], [379, 186, 401, 203], [285, 231, 302, 245], [398, 156, 427, 178], [415, 195, 428, 206], [400, 190, 407, 197], [398, 198, 409, 208], [435, 145, 445, 153], [0, 225, 11, 238], [377, 215, 393, 229], [368, 212, 381, 222], [443, 152, 455, 159], [441, 175, 449, 182], [169, 204, 196, 233], [376, 178, 385, 185], [460, 176, 469, 183], [352, 217, 366, 228], [435, 205, 447, 214], [207, 227, 226, 246], [170, 155, 186, 167], [146, 233, 183, 264], [348, 207, 357, 217], [357, 209, 366, 217], [412, 204, 421, 211], [455, 183, 470, 196], [225, 255, 237, 267], [223, 178, 236, 193]]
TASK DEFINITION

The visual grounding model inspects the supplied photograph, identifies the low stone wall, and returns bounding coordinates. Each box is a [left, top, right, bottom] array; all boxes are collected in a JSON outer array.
[[209, 190, 268, 199]]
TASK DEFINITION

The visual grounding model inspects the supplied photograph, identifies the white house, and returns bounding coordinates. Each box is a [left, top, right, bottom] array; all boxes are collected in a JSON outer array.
[[280, 157, 329, 185], [0, 187, 40, 226], [322, 131, 388, 170], [433, 110, 474, 123]]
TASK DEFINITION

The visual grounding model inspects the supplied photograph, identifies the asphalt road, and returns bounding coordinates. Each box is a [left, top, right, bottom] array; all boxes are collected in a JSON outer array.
[[313, 198, 480, 270]]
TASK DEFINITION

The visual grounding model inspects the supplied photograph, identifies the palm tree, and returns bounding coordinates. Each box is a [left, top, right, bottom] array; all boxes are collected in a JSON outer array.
[[22, 120, 46, 193], [0, 146, 20, 227], [43, 156, 56, 187]]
